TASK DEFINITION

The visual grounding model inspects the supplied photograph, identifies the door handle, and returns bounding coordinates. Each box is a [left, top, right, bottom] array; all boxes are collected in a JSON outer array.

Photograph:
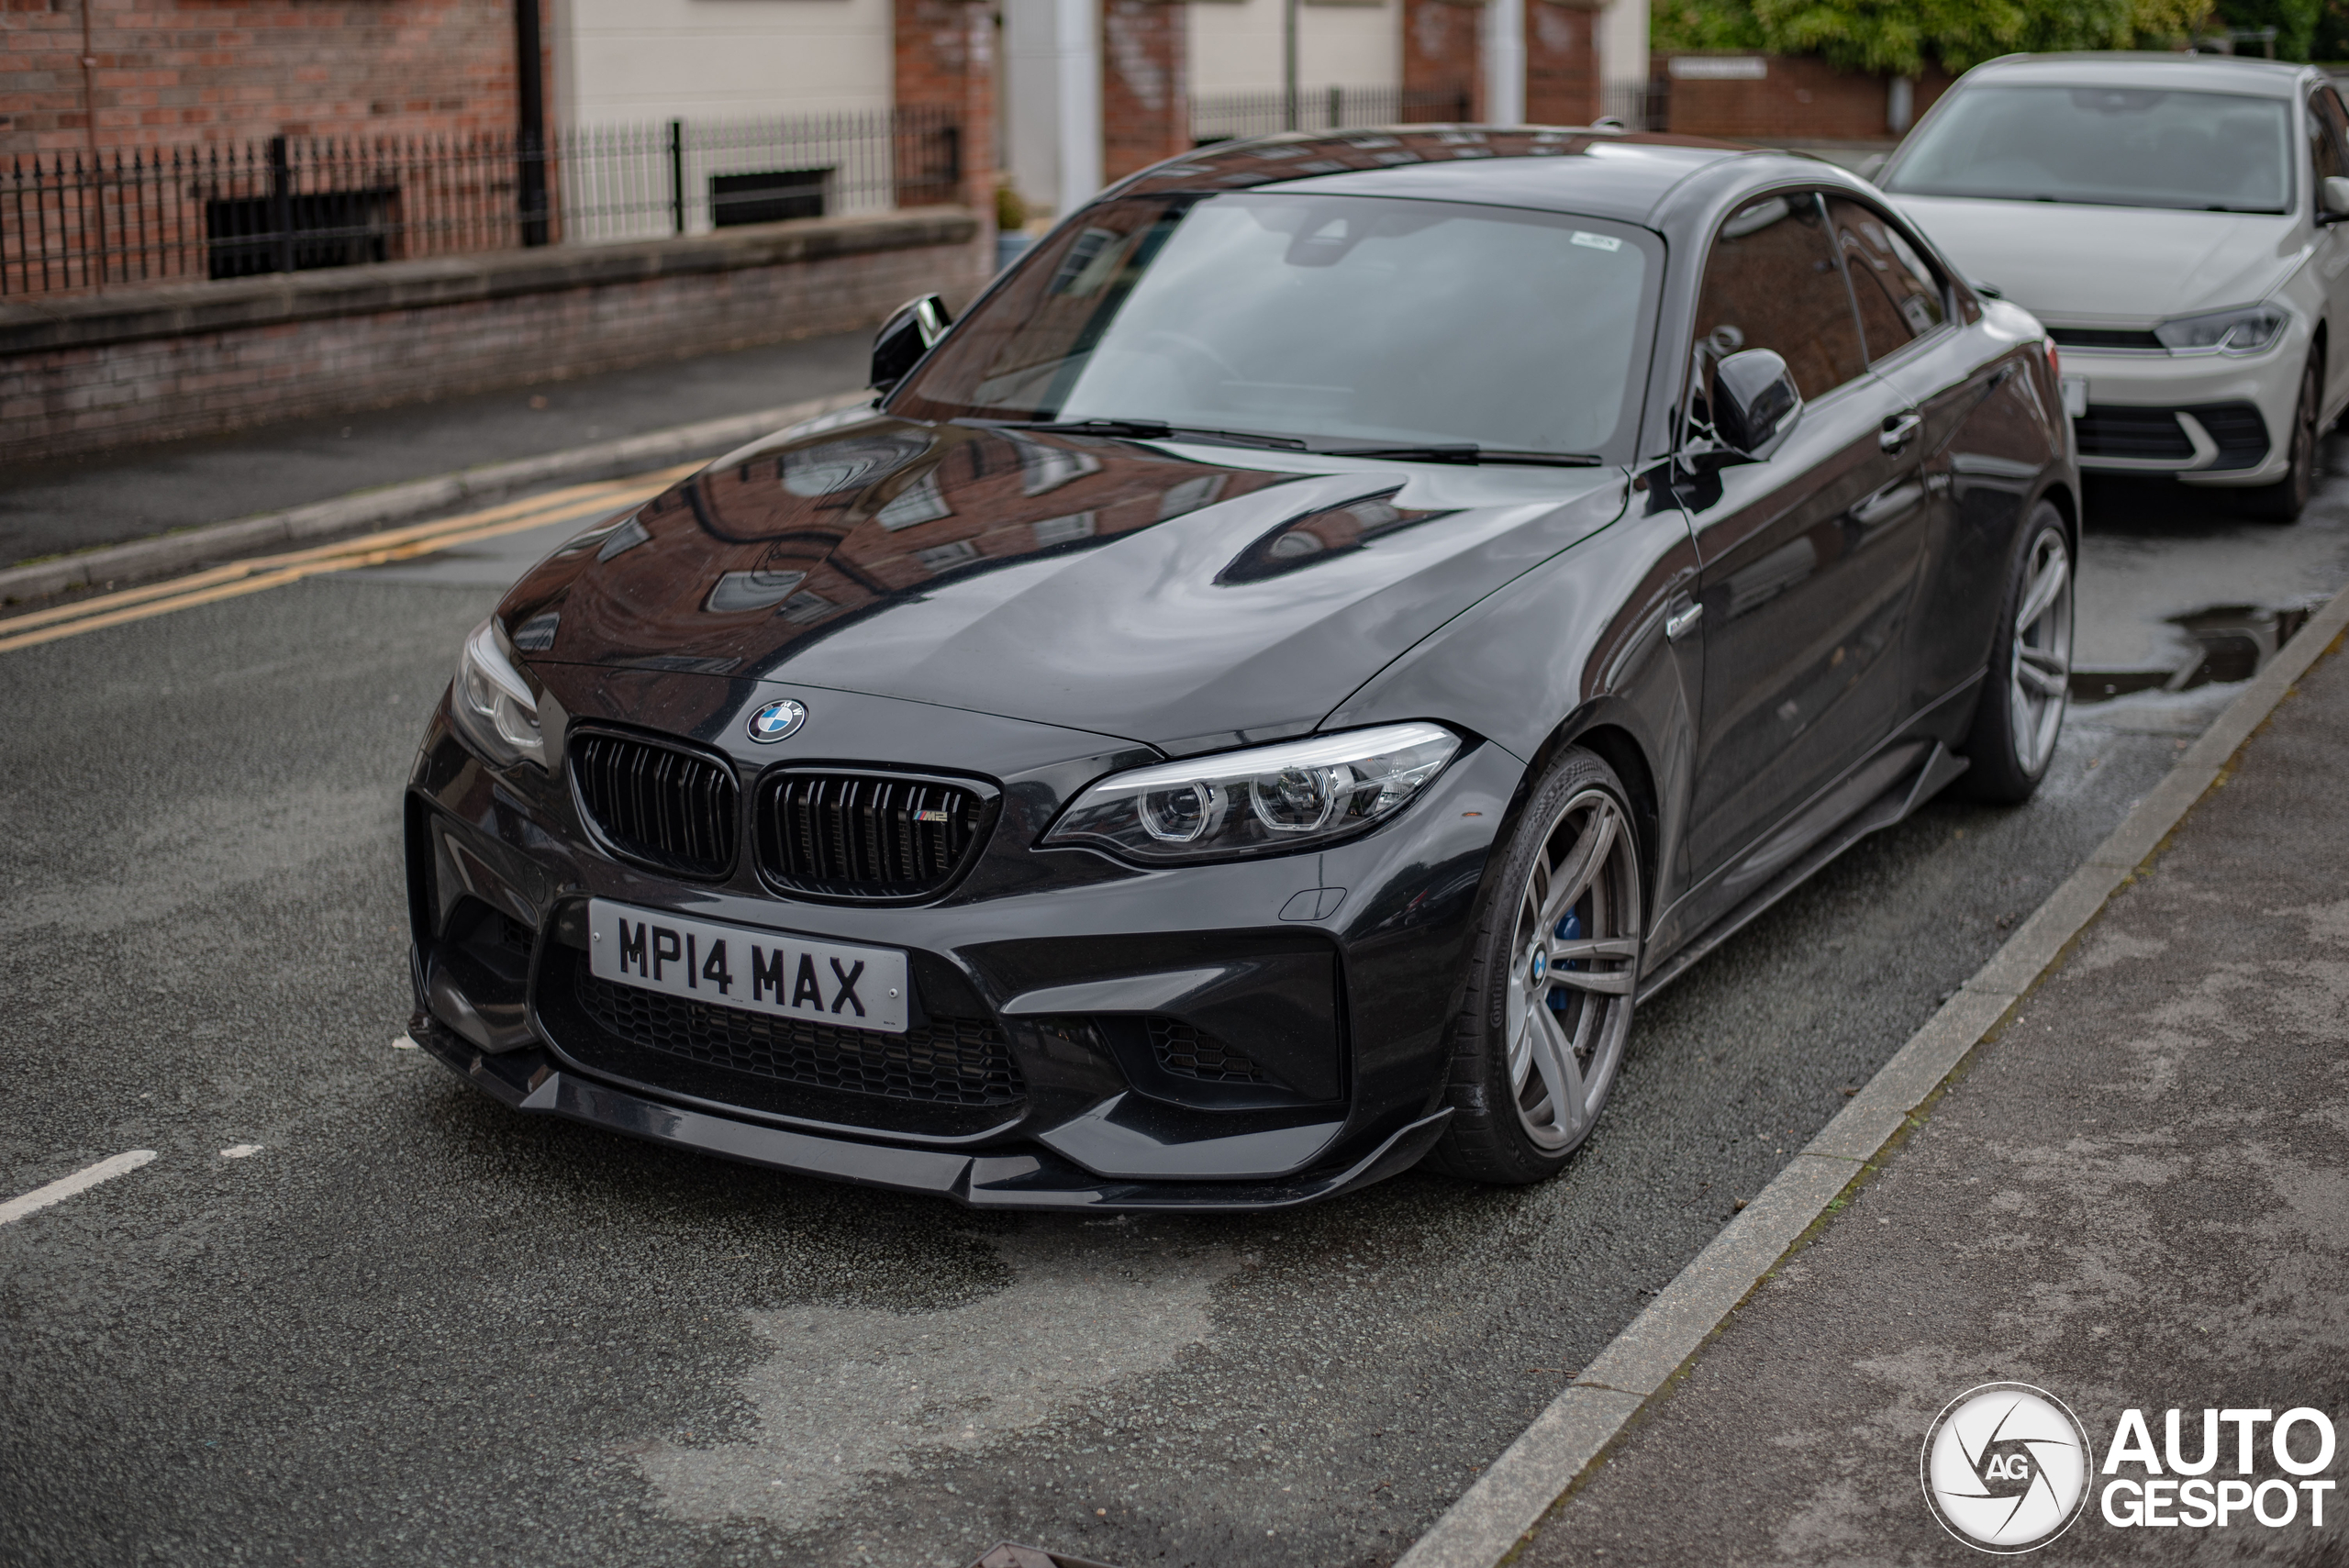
[[1665, 597, 1703, 641], [1879, 411, 1923, 454]]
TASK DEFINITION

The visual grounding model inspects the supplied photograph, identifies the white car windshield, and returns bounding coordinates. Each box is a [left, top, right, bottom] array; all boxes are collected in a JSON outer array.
[[1883, 84, 2293, 214], [888, 192, 1657, 460]]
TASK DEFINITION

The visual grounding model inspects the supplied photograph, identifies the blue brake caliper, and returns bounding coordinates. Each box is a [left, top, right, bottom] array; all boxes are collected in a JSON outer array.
[[1548, 909, 1581, 1010]]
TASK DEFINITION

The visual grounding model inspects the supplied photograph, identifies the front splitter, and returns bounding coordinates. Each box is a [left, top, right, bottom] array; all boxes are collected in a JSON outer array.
[[408, 1015, 1449, 1212]]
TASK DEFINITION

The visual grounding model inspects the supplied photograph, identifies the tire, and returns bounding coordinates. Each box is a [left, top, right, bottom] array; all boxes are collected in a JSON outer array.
[[2239, 355, 2320, 522], [1426, 747, 1643, 1184], [1961, 502, 2074, 804]]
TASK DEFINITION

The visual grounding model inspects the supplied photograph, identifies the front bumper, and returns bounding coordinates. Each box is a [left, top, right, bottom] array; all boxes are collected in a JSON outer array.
[[406, 999, 1452, 1209], [404, 676, 1521, 1211], [2056, 339, 2299, 486]]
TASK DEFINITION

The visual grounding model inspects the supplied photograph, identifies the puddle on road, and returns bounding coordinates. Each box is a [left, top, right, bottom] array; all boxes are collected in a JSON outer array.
[[2069, 602, 2319, 704], [634, 1228, 1238, 1535]]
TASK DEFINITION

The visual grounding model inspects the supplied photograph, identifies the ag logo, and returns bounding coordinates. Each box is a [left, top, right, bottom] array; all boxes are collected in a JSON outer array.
[[1921, 1383, 2094, 1553]]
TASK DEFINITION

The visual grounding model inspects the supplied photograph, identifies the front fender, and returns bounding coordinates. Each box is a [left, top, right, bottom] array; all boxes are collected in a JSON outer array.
[[1319, 492, 1700, 916]]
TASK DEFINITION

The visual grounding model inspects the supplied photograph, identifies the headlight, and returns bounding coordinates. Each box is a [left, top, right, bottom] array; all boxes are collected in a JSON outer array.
[[1041, 722, 1461, 865], [449, 617, 545, 769], [2154, 304, 2288, 355]]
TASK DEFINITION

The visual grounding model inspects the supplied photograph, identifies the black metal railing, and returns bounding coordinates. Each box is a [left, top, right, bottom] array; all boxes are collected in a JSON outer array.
[[2, 106, 962, 297], [1191, 85, 1474, 145]]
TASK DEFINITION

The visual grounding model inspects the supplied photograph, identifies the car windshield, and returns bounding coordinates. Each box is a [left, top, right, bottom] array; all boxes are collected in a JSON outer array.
[[1883, 84, 2294, 213], [886, 192, 1656, 459]]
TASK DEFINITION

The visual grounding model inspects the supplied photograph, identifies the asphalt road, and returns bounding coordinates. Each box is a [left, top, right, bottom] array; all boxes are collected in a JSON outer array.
[[0, 329, 869, 569], [4, 455, 2346, 1568]]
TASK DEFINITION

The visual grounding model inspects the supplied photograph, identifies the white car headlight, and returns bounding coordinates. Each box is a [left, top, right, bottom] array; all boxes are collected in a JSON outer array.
[[450, 617, 546, 770], [1041, 722, 1461, 865], [2154, 304, 2288, 355]]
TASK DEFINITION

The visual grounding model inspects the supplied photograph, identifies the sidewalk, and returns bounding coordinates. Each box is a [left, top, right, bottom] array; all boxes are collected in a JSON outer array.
[[0, 328, 867, 568], [1517, 629, 2349, 1562]]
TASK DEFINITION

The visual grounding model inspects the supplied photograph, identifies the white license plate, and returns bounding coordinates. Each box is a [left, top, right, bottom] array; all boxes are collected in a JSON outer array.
[[587, 898, 908, 1034], [2060, 375, 2089, 419]]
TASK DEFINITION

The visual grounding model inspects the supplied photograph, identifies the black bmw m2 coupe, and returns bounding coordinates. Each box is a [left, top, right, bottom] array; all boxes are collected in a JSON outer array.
[[404, 128, 2078, 1209]]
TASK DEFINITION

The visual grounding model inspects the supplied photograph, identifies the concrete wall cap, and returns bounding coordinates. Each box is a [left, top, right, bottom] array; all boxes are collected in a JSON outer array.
[[0, 206, 980, 356]]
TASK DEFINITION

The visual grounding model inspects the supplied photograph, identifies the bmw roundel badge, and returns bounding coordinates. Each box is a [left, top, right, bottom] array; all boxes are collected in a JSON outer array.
[[747, 698, 807, 743]]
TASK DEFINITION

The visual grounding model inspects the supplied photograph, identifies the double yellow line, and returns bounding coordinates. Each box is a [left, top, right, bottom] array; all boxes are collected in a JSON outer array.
[[0, 462, 698, 657]]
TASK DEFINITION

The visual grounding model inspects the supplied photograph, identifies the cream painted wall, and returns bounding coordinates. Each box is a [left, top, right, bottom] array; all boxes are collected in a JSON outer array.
[[558, 0, 895, 125], [1598, 0, 1648, 90], [1187, 0, 1401, 97]]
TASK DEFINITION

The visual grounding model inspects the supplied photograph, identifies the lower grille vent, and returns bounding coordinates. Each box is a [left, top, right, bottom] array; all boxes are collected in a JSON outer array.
[[571, 729, 739, 878], [1149, 1017, 1268, 1084], [2184, 402, 2268, 471], [2076, 405, 2193, 462], [575, 964, 1022, 1107]]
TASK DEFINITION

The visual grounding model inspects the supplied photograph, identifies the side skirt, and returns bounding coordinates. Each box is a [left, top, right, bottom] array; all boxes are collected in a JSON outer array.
[[1636, 739, 1969, 1003]]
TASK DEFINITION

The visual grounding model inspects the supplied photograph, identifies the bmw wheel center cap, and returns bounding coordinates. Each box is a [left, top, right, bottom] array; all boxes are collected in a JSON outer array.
[[747, 698, 807, 743]]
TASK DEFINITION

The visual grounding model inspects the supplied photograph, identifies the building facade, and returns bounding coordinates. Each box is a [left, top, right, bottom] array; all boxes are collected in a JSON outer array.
[[6, 0, 1642, 217]]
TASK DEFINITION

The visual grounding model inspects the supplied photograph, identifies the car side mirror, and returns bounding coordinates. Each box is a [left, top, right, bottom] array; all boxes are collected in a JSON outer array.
[[1711, 348, 1803, 460], [871, 294, 953, 391], [2323, 176, 2349, 222]]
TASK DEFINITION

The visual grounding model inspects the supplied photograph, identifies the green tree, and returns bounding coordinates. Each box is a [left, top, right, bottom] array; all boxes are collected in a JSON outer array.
[[1655, 0, 2217, 75], [2212, 0, 2321, 59]]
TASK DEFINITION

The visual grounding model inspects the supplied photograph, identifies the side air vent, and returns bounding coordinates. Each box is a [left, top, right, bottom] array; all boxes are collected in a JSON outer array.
[[570, 728, 740, 879], [1149, 1017, 1270, 1084], [755, 769, 996, 901]]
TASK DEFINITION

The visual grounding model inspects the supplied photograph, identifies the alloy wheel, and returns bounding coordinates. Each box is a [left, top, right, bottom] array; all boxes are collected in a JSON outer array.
[[1503, 787, 1642, 1151], [2006, 529, 2073, 778]]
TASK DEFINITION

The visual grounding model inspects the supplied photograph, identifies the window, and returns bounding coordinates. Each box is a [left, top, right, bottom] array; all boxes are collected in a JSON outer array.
[[1881, 85, 2292, 215], [1690, 193, 1867, 404], [1826, 198, 1945, 361], [890, 193, 1660, 460], [2309, 88, 2349, 202]]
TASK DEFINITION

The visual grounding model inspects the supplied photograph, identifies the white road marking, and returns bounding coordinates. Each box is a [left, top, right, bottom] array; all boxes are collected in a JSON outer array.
[[219, 1145, 262, 1159], [392, 1034, 420, 1051], [0, 1150, 158, 1226]]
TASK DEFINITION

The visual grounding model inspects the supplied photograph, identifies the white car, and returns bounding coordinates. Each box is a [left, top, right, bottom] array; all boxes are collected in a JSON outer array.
[[1877, 52, 2349, 520]]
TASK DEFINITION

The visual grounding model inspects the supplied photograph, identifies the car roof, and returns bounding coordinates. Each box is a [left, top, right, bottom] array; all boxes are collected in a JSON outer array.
[[1955, 50, 2315, 98], [1105, 128, 1816, 227]]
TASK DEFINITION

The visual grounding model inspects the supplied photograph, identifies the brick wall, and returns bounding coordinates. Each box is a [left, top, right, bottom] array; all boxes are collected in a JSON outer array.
[[1403, 0, 1485, 123], [0, 208, 984, 464], [1525, 0, 1599, 128], [2, 0, 551, 158], [894, 0, 996, 213], [1102, 0, 1187, 183], [1658, 53, 1954, 142]]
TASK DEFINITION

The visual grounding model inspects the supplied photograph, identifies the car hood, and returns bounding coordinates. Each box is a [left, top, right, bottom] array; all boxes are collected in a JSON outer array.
[[498, 417, 1630, 757], [1889, 195, 2307, 324]]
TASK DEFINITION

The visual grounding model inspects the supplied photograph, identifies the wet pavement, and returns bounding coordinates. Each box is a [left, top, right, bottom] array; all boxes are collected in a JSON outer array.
[[1520, 572, 2349, 1567], [4, 442, 2349, 1568]]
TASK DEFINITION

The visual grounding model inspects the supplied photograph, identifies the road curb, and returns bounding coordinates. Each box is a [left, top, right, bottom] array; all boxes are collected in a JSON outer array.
[[1394, 579, 2349, 1568], [0, 388, 870, 606]]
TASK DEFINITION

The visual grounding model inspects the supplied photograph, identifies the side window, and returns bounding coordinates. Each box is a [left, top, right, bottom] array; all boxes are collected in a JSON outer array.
[[2310, 88, 2349, 197], [1691, 193, 1868, 404], [1826, 197, 1946, 361]]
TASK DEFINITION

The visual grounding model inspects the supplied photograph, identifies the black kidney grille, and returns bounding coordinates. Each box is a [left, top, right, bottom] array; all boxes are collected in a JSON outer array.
[[572, 731, 740, 878], [575, 966, 1022, 1106], [1149, 1017, 1268, 1084], [759, 772, 993, 898]]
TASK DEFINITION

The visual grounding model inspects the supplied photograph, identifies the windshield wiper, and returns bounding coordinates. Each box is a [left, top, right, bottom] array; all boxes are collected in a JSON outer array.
[[996, 417, 1308, 450], [1312, 442, 1604, 467]]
